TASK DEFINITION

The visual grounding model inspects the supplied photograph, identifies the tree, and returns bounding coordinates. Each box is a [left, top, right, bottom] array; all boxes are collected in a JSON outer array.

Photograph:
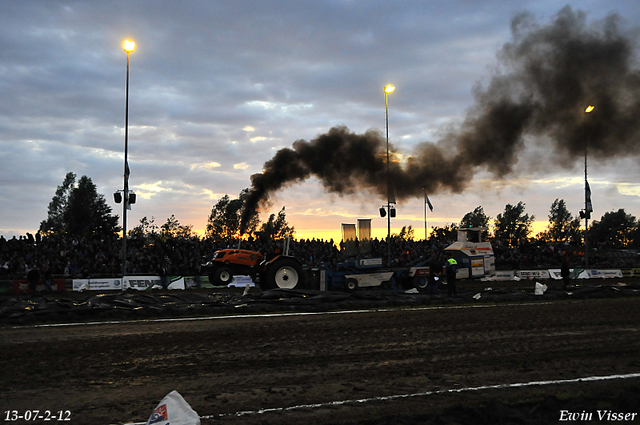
[[589, 209, 637, 249], [259, 207, 295, 240], [396, 225, 415, 241], [206, 194, 242, 240], [543, 198, 581, 243], [39, 172, 76, 235], [493, 202, 534, 247], [130, 216, 159, 240], [206, 189, 259, 240], [161, 214, 194, 239], [429, 223, 459, 242], [460, 206, 491, 240], [128, 216, 160, 248], [39, 173, 119, 238]]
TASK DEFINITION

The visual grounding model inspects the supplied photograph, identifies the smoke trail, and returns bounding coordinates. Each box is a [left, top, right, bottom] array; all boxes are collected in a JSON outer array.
[[240, 6, 640, 233]]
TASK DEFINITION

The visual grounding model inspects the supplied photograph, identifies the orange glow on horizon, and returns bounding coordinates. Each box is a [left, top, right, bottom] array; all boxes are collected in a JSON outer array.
[[190, 220, 550, 244]]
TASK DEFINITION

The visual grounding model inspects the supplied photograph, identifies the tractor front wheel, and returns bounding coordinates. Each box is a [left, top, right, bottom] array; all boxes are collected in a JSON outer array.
[[211, 265, 233, 286]]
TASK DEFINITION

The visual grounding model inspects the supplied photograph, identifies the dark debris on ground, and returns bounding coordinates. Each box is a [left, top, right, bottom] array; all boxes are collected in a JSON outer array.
[[1, 281, 639, 326]]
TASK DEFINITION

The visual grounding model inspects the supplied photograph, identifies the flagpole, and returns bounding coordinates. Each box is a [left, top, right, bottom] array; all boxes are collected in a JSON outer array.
[[584, 137, 589, 270], [423, 188, 427, 240]]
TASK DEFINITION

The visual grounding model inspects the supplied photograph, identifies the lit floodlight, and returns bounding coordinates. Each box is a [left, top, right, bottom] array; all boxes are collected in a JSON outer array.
[[123, 40, 136, 53]]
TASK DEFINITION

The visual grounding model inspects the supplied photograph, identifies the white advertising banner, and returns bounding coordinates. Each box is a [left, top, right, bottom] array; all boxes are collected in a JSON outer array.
[[516, 270, 550, 280], [72, 278, 123, 291], [125, 276, 163, 290], [541, 269, 622, 280], [586, 269, 624, 279], [72, 276, 187, 291], [548, 269, 588, 280], [166, 277, 186, 290], [482, 270, 515, 281], [228, 275, 256, 287]]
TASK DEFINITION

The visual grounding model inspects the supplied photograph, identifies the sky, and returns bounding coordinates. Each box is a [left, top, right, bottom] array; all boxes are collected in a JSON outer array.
[[2, 0, 640, 244]]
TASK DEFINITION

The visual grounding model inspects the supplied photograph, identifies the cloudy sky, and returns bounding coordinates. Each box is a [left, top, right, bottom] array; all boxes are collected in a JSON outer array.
[[2, 1, 640, 243]]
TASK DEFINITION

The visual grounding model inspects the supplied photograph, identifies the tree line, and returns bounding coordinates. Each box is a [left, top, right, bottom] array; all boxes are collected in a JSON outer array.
[[37, 173, 295, 243], [431, 200, 640, 250], [37, 172, 640, 250]]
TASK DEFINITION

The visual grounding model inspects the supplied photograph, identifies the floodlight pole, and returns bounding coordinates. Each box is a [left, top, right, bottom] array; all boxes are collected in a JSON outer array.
[[583, 105, 594, 271], [384, 85, 394, 267], [121, 41, 135, 286]]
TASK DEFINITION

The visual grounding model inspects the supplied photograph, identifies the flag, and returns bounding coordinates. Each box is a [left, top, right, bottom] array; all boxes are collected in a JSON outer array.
[[388, 186, 396, 204], [586, 181, 593, 212], [426, 195, 434, 212]]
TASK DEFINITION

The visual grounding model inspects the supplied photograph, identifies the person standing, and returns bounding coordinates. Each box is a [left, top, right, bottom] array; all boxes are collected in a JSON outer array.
[[561, 255, 570, 290], [446, 255, 458, 296], [27, 266, 40, 295], [42, 261, 53, 291], [426, 255, 442, 295]]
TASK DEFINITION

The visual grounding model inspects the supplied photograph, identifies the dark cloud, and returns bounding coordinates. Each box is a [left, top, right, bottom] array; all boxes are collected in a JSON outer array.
[[241, 6, 640, 232]]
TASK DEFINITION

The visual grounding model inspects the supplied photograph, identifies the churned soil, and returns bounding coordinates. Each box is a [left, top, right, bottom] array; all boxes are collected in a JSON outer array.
[[1, 281, 640, 425]]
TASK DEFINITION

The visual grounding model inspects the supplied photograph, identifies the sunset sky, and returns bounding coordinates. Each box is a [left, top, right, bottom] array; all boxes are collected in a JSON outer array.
[[2, 1, 640, 244]]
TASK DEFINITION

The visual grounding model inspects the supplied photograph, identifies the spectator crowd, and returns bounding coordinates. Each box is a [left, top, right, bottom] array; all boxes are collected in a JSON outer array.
[[1, 231, 638, 281]]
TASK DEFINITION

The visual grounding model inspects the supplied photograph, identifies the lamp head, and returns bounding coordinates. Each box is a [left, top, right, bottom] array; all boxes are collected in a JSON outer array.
[[585, 105, 595, 113], [384, 85, 395, 94], [123, 40, 136, 53]]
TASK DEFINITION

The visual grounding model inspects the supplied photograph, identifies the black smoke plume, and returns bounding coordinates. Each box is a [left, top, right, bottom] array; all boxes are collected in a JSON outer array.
[[240, 7, 640, 233]]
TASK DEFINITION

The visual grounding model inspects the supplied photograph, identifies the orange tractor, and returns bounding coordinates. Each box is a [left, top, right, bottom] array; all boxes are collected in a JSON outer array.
[[203, 247, 305, 290]]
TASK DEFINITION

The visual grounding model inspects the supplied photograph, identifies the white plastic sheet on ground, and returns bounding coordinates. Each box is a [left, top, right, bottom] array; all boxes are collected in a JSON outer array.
[[146, 390, 200, 425], [534, 282, 548, 295]]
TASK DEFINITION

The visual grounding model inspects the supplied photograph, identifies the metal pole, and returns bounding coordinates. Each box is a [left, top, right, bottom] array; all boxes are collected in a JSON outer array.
[[385, 91, 390, 267], [584, 141, 589, 270], [423, 188, 427, 240], [122, 51, 130, 284]]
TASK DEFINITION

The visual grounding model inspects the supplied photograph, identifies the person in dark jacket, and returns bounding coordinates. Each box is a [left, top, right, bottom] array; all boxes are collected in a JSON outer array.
[[561, 256, 570, 290], [446, 255, 458, 296], [27, 267, 40, 295], [426, 256, 442, 295]]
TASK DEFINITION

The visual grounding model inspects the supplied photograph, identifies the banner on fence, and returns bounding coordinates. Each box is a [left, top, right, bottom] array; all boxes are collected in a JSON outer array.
[[229, 275, 255, 287], [621, 268, 640, 278], [72, 277, 122, 291], [516, 270, 550, 280], [72, 276, 186, 291], [585, 269, 623, 279], [13, 279, 66, 293], [482, 270, 515, 281]]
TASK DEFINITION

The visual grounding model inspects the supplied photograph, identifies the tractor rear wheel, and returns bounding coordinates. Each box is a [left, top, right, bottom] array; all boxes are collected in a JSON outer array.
[[264, 258, 303, 289]]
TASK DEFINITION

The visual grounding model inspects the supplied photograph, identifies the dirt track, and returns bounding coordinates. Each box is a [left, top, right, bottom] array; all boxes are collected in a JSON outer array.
[[2, 290, 640, 424]]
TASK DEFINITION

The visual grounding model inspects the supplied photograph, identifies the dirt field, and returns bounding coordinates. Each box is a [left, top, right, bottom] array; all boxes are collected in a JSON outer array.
[[1, 282, 640, 424]]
